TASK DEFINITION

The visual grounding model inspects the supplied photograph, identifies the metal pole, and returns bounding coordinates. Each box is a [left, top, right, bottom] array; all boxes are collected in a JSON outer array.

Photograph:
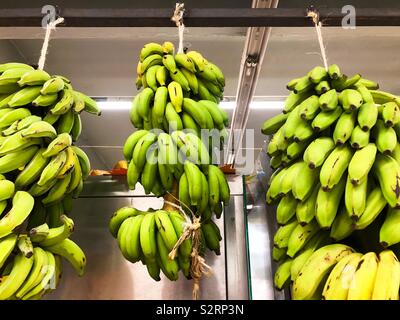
[[0, 8, 400, 27]]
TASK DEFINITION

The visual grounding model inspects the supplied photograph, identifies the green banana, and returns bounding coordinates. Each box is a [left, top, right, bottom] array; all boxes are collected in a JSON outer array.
[[333, 112, 356, 145], [354, 186, 387, 230]]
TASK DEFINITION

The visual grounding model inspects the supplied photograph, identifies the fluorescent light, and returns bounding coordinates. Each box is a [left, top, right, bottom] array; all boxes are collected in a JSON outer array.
[[95, 99, 284, 111]]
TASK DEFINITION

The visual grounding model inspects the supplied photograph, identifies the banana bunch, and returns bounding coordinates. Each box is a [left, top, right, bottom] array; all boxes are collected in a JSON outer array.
[[264, 64, 400, 299], [283, 244, 400, 300], [131, 42, 228, 135], [109, 207, 221, 281], [0, 62, 98, 299], [0, 215, 85, 300]]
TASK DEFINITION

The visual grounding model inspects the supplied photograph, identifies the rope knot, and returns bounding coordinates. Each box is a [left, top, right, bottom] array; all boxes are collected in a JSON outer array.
[[171, 3, 185, 27]]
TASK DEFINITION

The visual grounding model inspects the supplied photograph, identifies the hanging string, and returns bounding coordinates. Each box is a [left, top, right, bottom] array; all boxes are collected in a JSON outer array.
[[307, 9, 329, 70], [171, 3, 185, 54], [37, 17, 64, 70]]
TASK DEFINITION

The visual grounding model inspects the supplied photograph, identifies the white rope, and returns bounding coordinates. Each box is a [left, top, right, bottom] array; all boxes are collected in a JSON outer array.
[[171, 3, 185, 54], [38, 17, 64, 70], [307, 11, 328, 70]]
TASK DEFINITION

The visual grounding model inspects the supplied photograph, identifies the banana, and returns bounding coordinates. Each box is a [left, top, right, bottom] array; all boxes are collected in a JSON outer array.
[[357, 78, 379, 90], [56, 110, 75, 134], [141, 54, 163, 74], [381, 101, 400, 127], [350, 125, 370, 149], [162, 54, 177, 74], [43, 113, 60, 125], [0, 83, 20, 94], [38, 150, 67, 186], [348, 252, 379, 300], [354, 186, 387, 230], [28, 178, 58, 197], [0, 108, 31, 128], [18, 69, 50, 86], [140, 212, 157, 259], [186, 51, 206, 72], [42, 171, 72, 205], [36, 215, 74, 247], [274, 258, 293, 290], [137, 87, 154, 121], [132, 132, 157, 171], [202, 221, 221, 255], [303, 137, 335, 169], [184, 160, 202, 206], [158, 132, 178, 168], [123, 130, 148, 161], [348, 143, 377, 185], [17, 234, 33, 258], [345, 175, 368, 221], [29, 223, 50, 242], [339, 89, 364, 112], [373, 120, 397, 154], [380, 208, 400, 247], [15, 247, 48, 299], [287, 77, 302, 90], [126, 158, 140, 190], [209, 165, 230, 205], [319, 89, 338, 111], [370, 90, 397, 104], [125, 215, 145, 263], [152, 86, 168, 124], [272, 246, 286, 262], [292, 244, 354, 300], [0, 132, 41, 156], [109, 207, 141, 238], [156, 66, 169, 86], [140, 146, 158, 194], [372, 250, 400, 300], [45, 238, 86, 277], [320, 144, 353, 191], [355, 83, 374, 103], [328, 64, 341, 80], [71, 113, 82, 141], [373, 153, 400, 208], [283, 91, 312, 113], [0, 145, 39, 174], [0, 252, 34, 300], [155, 210, 179, 252], [1, 119, 19, 136], [129, 95, 143, 128], [273, 218, 298, 249], [180, 68, 199, 94], [0, 63, 33, 73], [311, 107, 342, 132], [71, 90, 85, 114], [333, 112, 356, 145], [322, 252, 363, 300], [42, 133, 72, 158], [292, 162, 320, 201], [293, 76, 313, 94], [168, 81, 183, 113], [0, 234, 17, 268], [287, 220, 320, 258], [315, 80, 330, 95], [21, 121, 57, 139], [117, 217, 131, 260], [178, 172, 191, 211], [170, 69, 190, 92], [290, 232, 330, 281], [308, 66, 327, 84], [145, 65, 160, 91], [298, 95, 320, 120], [283, 105, 303, 140], [286, 141, 307, 160], [7, 87, 41, 107], [279, 161, 303, 195], [267, 167, 288, 201], [156, 231, 179, 281], [296, 185, 319, 225], [168, 211, 192, 258], [140, 43, 163, 61], [164, 102, 183, 131], [49, 89, 74, 115], [0, 180, 14, 201], [40, 77, 65, 95], [330, 206, 355, 241], [71, 146, 90, 179], [315, 176, 346, 228], [276, 193, 297, 225], [74, 91, 101, 116], [32, 93, 58, 107]]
